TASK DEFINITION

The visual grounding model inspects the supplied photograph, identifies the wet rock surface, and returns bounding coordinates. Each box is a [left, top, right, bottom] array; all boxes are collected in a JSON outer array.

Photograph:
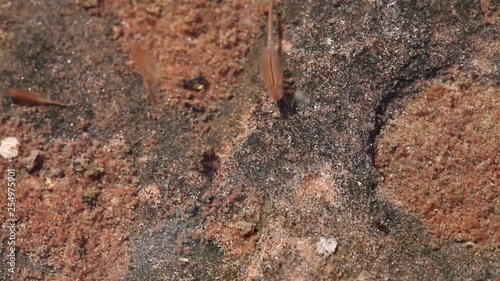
[[0, 0, 498, 280]]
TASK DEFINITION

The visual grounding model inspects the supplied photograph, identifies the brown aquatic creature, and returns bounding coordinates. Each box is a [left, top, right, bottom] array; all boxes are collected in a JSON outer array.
[[7, 88, 68, 107], [130, 42, 159, 105], [260, 0, 284, 101]]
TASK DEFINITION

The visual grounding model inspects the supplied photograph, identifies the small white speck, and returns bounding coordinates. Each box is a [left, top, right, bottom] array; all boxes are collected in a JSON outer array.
[[293, 90, 310, 104], [0, 137, 20, 159], [316, 237, 338, 256]]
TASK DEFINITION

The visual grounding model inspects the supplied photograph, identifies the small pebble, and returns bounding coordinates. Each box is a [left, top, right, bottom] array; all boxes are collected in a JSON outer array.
[[50, 168, 65, 178], [78, 0, 98, 9], [316, 237, 338, 256], [112, 25, 123, 40], [146, 5, 162, 16], [22, 150, 43, 172], [72, 157, 89, 172], [0, 137, 19, 159], [236, 221, 255, 237]]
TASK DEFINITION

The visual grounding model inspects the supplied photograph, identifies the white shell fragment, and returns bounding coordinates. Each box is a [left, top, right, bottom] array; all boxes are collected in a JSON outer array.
[[0, 137, 20, 159], [316, 237, 338, 256]]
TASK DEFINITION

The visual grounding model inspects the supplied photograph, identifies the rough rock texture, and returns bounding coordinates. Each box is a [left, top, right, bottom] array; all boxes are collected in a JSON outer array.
[[0, 0, 498, 280], [375, 80, 499, 251]]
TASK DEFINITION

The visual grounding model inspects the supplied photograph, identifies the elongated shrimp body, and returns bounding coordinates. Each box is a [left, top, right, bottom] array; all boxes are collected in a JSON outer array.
[[259, 0, 283, 101]]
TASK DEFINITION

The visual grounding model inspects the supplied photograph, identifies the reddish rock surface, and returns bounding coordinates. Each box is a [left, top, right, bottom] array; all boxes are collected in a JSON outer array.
[[0, 0, 498, 280]]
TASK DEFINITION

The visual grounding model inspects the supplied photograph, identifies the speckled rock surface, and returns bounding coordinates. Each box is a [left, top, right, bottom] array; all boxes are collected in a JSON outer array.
[[0, 0, 498, 280]]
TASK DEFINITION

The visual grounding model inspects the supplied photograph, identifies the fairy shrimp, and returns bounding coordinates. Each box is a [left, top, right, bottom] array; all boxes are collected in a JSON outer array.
[[130, 42, 159, 105], [260, 0, 284, 101], [7, 88, 68, 107]]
